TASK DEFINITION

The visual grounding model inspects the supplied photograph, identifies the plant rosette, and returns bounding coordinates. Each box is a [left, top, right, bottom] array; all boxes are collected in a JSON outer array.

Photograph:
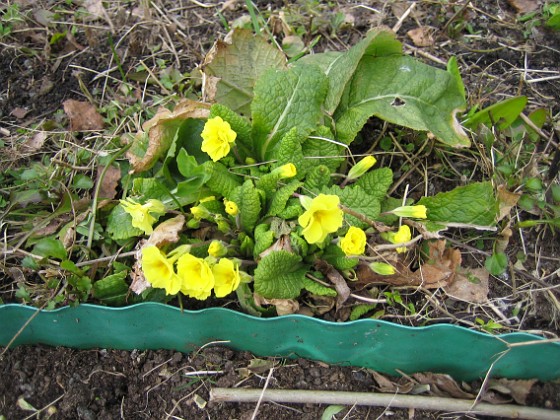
[[5, 28, 559, 381]]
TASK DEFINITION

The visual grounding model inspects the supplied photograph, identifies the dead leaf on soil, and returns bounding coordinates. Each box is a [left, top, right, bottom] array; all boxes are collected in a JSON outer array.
[[130, 239, 150, 294], [371, 371, 414, 394], [254, 295, 300, 316], [444, 267, 489, 303], [125, 99, 210, 173], [315, 260, 351, 311], [146, 215, 185, 247], [96, 164, 121, 202], [487, 378, 537, 405], [407, 27, 435, 47], [22, 131, 47, 153], [10, 107, 30, 119], [84, 0, 106, 20], [507, 0, 542, 14], [413, 373, 475, 399], [497, 184, 520, 222], [63, 99, 104, 131]]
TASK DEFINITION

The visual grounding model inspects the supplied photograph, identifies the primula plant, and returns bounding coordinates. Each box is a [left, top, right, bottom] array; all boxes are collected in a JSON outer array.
[[13, 29, 501, 317]]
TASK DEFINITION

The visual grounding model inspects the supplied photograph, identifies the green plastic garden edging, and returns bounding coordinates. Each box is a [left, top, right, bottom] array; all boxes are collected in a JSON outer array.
[[1, 302, 559, 381]]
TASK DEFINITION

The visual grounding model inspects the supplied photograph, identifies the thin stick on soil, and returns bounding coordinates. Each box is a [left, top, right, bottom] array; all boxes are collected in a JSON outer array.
[[209, 388, 560, 420]]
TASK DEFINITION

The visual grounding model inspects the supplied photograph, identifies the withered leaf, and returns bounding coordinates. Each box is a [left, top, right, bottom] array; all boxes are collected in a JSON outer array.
[[147, 215, 185, 247], [96, 164, 121, 201], [63, 99, 104, 131], [22, 131, 47, 153], [487, 378, 537, 405], [444, 267, 489, 303], [413, 373, 475, 399], [497, 185, 520, 222], [407, 27, 435, 47], [315, 260, 351, 311], [507, 0, 541, 14]]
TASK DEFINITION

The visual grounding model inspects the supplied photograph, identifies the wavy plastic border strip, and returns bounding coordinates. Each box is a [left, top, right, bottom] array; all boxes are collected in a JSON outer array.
[[1, 302, 559, 381]]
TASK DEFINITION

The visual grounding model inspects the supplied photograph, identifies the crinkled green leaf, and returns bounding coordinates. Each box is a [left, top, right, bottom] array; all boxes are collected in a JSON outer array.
[[230, 180, 262, 233], [254, 251, 308, 299], [305, 165, 332, 192], [301, 29, 402, 114], [267, 181, 303, 217], [277, 201, 303, 220], [203, 29, 287, 116], [463, 96, 527, 130], [253, 223, 275, 259], [324, 185, 381, 228], [106, 204, 143, 240], [209, 104, 253, 159], [301, 129, 345, 173], [334, 55, 469, 147], [274, 127, 306, 176], [92, 271, 129, 306], [302, 277, 337, 297], [252, 63, 328, 160], [350, 304, 377, 321], [32, 237, 67, 260], [418, 182, 498, 226], [322, 244, 359, 270], [203, 161, 242, 198], [355, 167, 393, 200]]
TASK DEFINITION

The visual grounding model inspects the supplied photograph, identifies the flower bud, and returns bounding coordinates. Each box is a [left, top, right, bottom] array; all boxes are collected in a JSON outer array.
[[369, 262, 396, 275], [208, 240, 228, 258], [347, 156, 376, 180], [273, 163, 297, 179], [390, 205, 427, 219], [190, 205, 209, 219]]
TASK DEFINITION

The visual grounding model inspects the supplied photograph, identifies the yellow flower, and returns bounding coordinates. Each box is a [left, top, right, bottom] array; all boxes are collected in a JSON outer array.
[[390, 205, 427, 219], [273, 163, 297, 179], [201, 116, 237, 162], [381, 225, 412, 253], [347, 156, 377, 180], [212, 258, 241, 298], [339, 226, 367, 256], [208, 240, 227, 258], [224, 199, 239, 216], [177, 253, 215, 300], [141, 245, 182, 295], [298, 194, 344, 244], [369, 262, 396, 275], [120, 198, 165, 234]]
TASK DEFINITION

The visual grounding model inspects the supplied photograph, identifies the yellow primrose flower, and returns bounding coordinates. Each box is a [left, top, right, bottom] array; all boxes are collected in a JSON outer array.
[[177, 253, 215, 300], [381, 225, 412, 253], [208, 240, 227, 258], [224, 199, 239, 216], [339, 226, 367, 256], [273, 163, 297, 179], [369, 262, 396, 275], [298, 194, 344, 244], [120, 198, 165, 235], [212, 258, 241, 298], [141, 245, 182, 295], [390, 205, 427, 219], [347, 156, 377, 180], [201, 116, 237, 162]]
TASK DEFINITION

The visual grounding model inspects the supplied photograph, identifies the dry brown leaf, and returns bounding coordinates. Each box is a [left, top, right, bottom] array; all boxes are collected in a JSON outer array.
[[96, 165, 121, 201], [413, 373, 475, 399], [497, 185, 520, 222], [22, 131, 47, 153], [11, 107, 30, 119], [126, 99, 210, 173], [254, 295, 300, 316], [147, 215, 185, 247], [84, 0, 105, 20], [487, 378, 537, 405], [63, 99, 104, 131], [259, 235, 293, 259], [444, 267, 489, 303], [130, 240, 150, 294], [507, 0, 541, 14], [407, 27, 435, 47], [315, 260, 351, 311]]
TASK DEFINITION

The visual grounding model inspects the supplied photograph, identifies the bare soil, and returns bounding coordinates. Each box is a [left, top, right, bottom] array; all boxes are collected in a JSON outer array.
[[1, 0, 559, 418]]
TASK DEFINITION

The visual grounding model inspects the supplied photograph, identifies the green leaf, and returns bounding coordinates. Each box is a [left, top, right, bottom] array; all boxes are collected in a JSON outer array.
[[322, 244, 359, 270], [203, 161, 242, 198], [485, 252, 508, 276], [321, 405, 346, 420], [463, 96, 527, 130], [203, 29, 287, 116], [302, 277, 337, 297], [273, 127, 306, 175], [253, 223, 275, 259], [305, 165, 332, 192], [92, 271, 129, 306], [418, 182, 498, 226], [72, 174, 94, 190], [254, 251, 308, 299], [230, 180, 262, 233], [301, 131, 345, 173], [252, 63, 328, 160], [267, 181, 303, 217], [301, 28, 402, 114], [447, 56, 466, 99], [32, 237, 67, 260], [324, 185, 381, 228], [350, 304, 377, 321], [334, 55, 469, 147], [355, 167, 393, 200], [106, 204, 143, 240], [209, 103, 254, 159]]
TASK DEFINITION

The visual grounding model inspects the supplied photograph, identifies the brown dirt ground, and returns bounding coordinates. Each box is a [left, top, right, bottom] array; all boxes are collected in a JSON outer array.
[[1, 0, 560, 419]]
